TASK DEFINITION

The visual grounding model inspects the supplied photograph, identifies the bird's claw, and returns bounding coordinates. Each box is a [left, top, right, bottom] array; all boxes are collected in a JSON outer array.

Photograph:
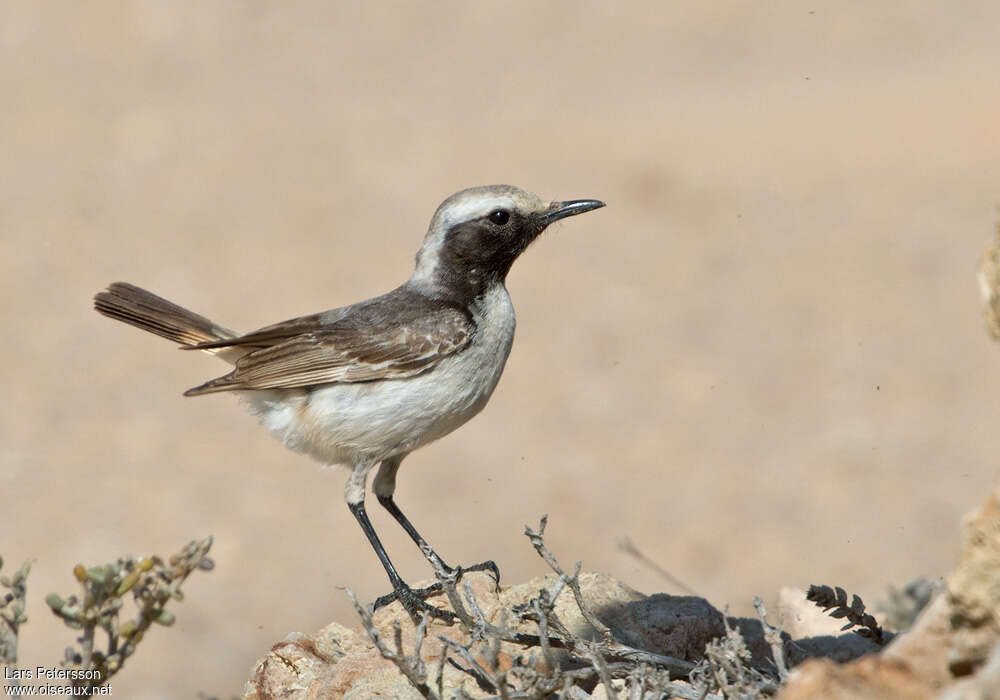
[[371, 561, 501, 621], [453, 560, 501, 592], [373, 583, 458, 623]]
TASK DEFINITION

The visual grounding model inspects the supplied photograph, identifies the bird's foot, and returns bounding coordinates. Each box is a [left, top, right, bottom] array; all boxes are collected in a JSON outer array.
[[373, 582, 458, 623], [450, 559, 501, 592], [371, 561, 501, 621]]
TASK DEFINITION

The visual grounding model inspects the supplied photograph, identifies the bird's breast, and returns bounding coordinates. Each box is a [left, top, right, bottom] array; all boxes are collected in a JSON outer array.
[[421, 283, 517, 429], [246, 284, 517, 465], [454, 283, 516, 386]]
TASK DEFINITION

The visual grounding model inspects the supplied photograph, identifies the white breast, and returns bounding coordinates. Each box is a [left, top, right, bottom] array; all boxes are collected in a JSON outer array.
[[242, 284, 517, 467]]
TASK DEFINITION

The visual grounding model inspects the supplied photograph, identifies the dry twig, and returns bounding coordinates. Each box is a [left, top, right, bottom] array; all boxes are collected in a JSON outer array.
[[690, 613, 780, 698], [753, 597, 788, 682], [347, 587, 438, 699], [352, 515, 701, 698], [524, 516, 614, 645]]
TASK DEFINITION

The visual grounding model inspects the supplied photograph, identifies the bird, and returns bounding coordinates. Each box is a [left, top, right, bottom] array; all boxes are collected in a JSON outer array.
[[94, 185, 605, 621]]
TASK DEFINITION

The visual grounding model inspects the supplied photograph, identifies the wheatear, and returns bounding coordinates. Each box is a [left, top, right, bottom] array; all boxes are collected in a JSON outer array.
[[94, 185, 604, 621]]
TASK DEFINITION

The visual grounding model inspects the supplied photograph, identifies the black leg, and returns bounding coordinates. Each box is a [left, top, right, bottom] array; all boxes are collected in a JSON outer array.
[[348, 500, 457, 623], [376, 494, 500, 588]]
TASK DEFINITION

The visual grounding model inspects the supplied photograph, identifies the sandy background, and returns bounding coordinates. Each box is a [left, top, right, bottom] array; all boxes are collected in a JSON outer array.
[[4, 2, 1000, 697]]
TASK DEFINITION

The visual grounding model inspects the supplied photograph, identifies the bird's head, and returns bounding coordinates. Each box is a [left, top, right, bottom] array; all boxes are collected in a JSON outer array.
[[411, 185, 604, 300]]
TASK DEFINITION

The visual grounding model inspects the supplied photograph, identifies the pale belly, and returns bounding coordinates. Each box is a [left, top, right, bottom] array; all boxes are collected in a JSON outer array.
[[239, 286, 516, 467]]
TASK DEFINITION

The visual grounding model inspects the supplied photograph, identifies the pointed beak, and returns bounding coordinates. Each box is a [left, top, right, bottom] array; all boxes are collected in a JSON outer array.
[[539, 199, 606, 225]]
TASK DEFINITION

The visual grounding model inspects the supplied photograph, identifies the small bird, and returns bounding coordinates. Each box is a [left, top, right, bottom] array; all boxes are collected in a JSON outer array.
[[94, 185, 604, 621]]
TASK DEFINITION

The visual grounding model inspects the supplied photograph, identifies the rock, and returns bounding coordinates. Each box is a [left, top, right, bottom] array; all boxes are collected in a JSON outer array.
[[938, 638, 1000, 699], [777, 655, 931, 700], [945, 480, 1000, 676], [587, 678, 625, 699], [607, 594, 725, 661], [242, 571, 723, 699], [788, 633, 881, 666], [244, 481, 1000, 699], [777, 586, 851, 639], [780, 481, 1000, 698], [880, 591, 953, 689]]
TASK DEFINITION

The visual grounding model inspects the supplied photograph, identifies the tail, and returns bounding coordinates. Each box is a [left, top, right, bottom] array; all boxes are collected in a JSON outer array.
[[94, 282, 242, 362]]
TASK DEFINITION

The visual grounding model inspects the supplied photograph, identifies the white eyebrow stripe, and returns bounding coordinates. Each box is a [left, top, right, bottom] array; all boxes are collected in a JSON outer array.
[[437, 195, 518, 230], [412, 196, 518, 286], [410, 186, 550, 288]]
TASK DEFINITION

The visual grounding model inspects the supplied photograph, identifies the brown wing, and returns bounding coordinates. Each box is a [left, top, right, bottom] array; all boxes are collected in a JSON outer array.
[[184, 306, 473, 395], [181, 311, 331, 351]]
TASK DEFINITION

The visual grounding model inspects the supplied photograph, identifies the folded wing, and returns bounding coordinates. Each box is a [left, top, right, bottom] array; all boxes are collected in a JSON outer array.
[[184, 295, 473, 395]]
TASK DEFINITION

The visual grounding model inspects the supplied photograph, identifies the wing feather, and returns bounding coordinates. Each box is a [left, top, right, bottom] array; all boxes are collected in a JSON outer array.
[[184, 305, 472, 395]]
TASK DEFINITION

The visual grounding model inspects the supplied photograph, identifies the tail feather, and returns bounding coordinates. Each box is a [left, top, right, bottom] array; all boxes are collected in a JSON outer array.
[[94, 282, 241, 360]]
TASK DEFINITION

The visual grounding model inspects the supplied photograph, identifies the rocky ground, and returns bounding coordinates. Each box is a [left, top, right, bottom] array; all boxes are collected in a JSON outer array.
[[242, 478, 1000, 698]]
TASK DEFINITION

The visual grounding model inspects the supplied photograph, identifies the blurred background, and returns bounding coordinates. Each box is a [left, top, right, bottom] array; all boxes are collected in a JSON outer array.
[[4, 2, 1000, 697]]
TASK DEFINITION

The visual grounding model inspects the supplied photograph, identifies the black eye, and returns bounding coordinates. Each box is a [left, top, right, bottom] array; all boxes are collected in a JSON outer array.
[[488, 209, 510, 226]]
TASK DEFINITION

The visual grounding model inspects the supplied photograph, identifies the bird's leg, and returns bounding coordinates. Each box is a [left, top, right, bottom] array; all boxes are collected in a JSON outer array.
[[346, 464, 457, 623], [371, 457, 500, 611], [376, 495, 500, 577]]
